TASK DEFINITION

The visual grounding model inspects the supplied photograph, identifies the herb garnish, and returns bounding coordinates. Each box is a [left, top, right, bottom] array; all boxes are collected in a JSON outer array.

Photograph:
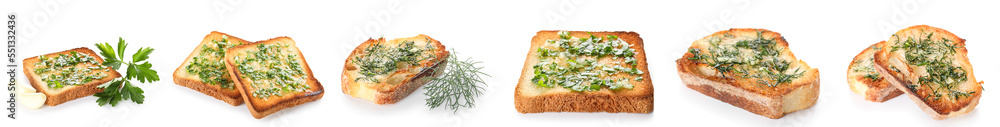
[[351, 38, 436, 83], [232, 44, 311, 99], [423, 50, 489, 113], [33, 51, 108, 89], [851, 46, 882, 82], [186, 35, 240, 89], [531, 31, 640, 92], [93, 37, 160, 107], [890, 32, 972, 101], [688, 30, 804, 87]]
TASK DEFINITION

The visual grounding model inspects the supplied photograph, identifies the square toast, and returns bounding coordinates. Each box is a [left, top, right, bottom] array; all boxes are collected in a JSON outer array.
[[515, 31, 654, 113], [23, 47, 122, 106], [224, 37, 324, 119], [847, 41, 903, 102], [873, 25, 982, 120], [676, 28, 820, 119], [341, 34, 449, 105], [174, 31, 252, 106]]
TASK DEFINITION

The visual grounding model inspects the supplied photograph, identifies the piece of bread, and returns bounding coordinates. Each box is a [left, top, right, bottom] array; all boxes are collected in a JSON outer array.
[[847, 41, 903, 102], [676, 28, 820, 119], [173, 31, 251, 106], [341, 34, 449, 105], [515, 31, 653, 113], [22, 47, 122, 106], [224, 37, 324, 119], [873, 25, 982, 120]]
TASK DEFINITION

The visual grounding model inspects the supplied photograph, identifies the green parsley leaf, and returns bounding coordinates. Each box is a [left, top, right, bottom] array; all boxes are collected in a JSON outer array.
[[95, 42, 123, 69], [93, 37, 158, 107], [132, 47, 153, 63], [134, 62, 159, 83], [116, 37, 127, 60]]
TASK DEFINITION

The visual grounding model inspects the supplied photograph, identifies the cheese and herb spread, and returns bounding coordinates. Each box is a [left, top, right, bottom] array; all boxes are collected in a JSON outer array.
[[350, 38, 437, 84], [851, 45, 882, 82], [531, 31, 641, 92], [33, 51, 109, 89], [891, 33, 974, 101], [686, 31, 804, 87], [232, 44, 311, 99], [186, 35, 240, 89]]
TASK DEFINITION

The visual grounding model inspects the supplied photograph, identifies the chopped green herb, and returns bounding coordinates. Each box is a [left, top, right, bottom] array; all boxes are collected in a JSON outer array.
[[531, 31, 640, 92], [687, 30, 803, 87], [33, 51, 108, 89], [186, 35, 240, 89], [351, 38, 436, 83], [234, 44, 310, 99], [890, 32, 972, 101]]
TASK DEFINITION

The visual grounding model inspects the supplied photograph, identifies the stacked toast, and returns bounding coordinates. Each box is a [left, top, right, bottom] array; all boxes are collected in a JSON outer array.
[[854, 25, 983, 120], [175, 31, 324, 119]]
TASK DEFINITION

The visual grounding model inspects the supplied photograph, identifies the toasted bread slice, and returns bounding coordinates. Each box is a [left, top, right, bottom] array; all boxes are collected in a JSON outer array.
[[515, 31, 653, 113], [873, 25, 982, 120], [22, 47, 122, 106], [341, 34, 449, 105], [173, 31, 251, 106], [848, 41, 903, 102], [224, 37, 324, 119], [676, 28, 820, 119]]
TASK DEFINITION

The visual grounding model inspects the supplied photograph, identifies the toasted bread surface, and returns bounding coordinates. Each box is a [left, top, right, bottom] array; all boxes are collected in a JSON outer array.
[[515, 31, 653, 113], [847, 41, 902, 102], [676, 28, 819, 119], [341, 34, 449, 105], [873, 25, 982, 120], [173, 31, 251, 106], [224, 37, 324, 119], [22, 47, 122, 106]]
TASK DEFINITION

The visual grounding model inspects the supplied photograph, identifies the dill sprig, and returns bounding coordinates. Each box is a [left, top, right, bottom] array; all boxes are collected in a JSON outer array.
[[423, 50, 489, 113]]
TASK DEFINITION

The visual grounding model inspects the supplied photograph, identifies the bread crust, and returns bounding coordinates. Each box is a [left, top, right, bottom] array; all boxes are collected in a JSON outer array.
[[341, 34, 449, 105], [675, 28, 819, 119], [173, 31, 250, 106], [873, 25, 982, 120], [514, 31, 653, 113], [224, 37, 324, 119], [847, 41, 903, 102], [22, 47, 122, 106]]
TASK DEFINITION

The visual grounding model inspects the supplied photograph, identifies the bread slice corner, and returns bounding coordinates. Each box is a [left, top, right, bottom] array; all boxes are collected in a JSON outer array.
[[847, 41, 903, 102]]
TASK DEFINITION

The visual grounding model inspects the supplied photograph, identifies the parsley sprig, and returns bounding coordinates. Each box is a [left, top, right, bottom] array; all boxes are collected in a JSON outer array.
[[92, 37, 160, 107]]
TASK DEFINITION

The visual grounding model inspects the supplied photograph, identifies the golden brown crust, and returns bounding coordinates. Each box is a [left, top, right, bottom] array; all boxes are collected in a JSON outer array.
[[873, 25, 982, 120], [22, 47, 122, 106], [675, 28, 819, 119], [173, 31, 250, 106], [224, 37, 324, 119], [514, 31, 653, 113], [847, 41, 902, 102], [341, 34, 449, 105]]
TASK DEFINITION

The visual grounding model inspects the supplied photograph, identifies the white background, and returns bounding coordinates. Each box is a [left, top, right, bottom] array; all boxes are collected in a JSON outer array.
[[2, 0, 998, 127]]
